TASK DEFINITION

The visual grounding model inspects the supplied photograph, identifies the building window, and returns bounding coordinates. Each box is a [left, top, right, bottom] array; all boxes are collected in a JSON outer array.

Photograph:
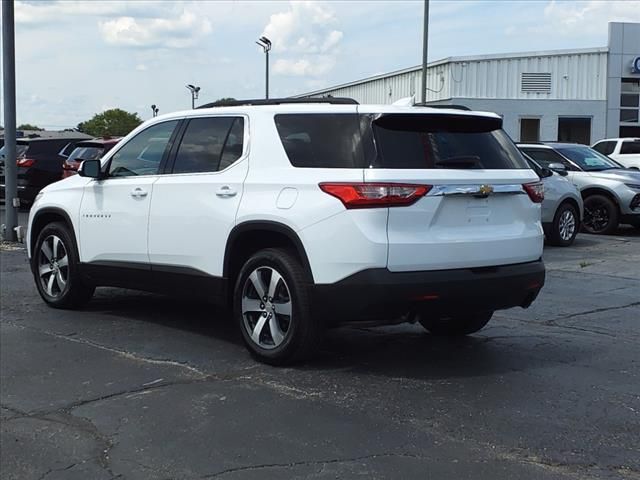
[[558, 117, 591, 145], [521, 73, 552, 93], [520, 118, 540, 142], [621, 78, 640, 124]]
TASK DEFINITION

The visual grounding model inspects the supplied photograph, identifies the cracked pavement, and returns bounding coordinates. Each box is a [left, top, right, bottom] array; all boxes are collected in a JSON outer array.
[[1, 225, 639, 479]]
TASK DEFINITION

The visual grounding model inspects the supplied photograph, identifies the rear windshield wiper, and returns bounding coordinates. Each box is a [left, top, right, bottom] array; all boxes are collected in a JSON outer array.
[[435, 155, 482, 169]]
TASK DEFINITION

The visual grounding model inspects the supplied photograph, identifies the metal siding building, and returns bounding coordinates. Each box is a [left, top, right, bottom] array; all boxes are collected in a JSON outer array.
[[295, 22, 640, 144]]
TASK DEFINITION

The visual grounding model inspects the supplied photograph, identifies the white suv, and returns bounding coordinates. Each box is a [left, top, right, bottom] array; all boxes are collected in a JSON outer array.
[[592, 138, 640, 169], [27, 99, 545, 364]]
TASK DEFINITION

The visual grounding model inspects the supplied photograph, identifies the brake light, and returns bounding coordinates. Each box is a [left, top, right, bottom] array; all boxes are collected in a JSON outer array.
[[62, 162, 79, 171], [319, 183, 432, 209], [523, 182, 544, 203], [16, 158, 35, 167]]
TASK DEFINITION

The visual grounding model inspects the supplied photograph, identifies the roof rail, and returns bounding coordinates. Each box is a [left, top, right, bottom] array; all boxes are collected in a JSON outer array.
[[197, 97, 359, 109], [414, 103, 471, 111]]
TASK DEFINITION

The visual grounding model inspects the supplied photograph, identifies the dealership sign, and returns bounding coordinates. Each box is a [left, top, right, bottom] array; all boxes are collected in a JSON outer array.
[[633, 56, 640, 74]]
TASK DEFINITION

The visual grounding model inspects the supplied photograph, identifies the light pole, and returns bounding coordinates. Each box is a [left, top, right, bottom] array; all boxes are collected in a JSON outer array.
[[151, 105, 159, 117], [421, 0, 430, 104], [186, 84, 200, 109], [256, 36, 272, 99]]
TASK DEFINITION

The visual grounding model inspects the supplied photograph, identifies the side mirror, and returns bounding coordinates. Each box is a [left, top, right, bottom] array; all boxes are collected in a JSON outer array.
[[548, 163, 568, 176], [78, 159, 102, 179], [539, 167, 553, 178]]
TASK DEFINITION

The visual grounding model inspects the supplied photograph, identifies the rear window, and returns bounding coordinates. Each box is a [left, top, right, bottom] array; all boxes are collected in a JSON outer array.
[[68, 146, 105, 162], [274, 113, 527, 169], [592, 141, 616, 155], [620, 141, 640, 155], [0, 144, 29, 159], [371, 114, 527, 169]]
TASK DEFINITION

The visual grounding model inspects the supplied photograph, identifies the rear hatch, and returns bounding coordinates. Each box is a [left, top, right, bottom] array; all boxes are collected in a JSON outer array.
[[361, 109, 543, 271]]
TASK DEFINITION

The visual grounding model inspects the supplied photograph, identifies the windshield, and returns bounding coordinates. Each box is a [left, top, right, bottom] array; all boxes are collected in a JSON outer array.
[[0, 144, 29, 160], [556, 146, 623, 171], [68, 145, 104, 162]]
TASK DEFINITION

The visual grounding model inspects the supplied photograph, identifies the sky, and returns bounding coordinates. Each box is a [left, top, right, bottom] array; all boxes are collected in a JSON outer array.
[[1, 0, 639, 129]]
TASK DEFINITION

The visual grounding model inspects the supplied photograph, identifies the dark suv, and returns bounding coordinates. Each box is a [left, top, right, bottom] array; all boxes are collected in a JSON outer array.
[[61, 138, 121, 179], [0, 137, 88, 205]]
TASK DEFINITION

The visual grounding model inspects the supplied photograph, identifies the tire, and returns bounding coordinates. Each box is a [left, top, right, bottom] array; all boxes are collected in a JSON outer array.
[[418, 311, 493, 336], [233, 248, 322, 365], [32, 222, 95, 309], [582, 194, 619, 235], [547, 202, 579, 246]]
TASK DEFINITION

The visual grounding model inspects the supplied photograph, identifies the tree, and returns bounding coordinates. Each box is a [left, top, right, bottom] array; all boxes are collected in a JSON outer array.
[[17, 123, 43, 131], [210, 97, 237, 106], [77, 109, 142, 137]]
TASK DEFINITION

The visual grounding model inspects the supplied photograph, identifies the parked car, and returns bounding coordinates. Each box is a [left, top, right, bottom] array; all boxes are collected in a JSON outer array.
[[518, 142, 640, 234], [0, 137, 88, 205], [62, 137, 121, 179], [523, 153, 583, 246], [592, 138, 640, 169], [27, 99, 546, 364]]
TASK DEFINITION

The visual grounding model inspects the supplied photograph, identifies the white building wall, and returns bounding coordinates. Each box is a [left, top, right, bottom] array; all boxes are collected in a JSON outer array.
[[298, 49, 608, 104]]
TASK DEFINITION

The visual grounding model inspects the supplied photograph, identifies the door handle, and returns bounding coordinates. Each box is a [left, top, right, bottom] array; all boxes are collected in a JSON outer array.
[[130, 187, 148, 198], [216, 186, 237, 198]]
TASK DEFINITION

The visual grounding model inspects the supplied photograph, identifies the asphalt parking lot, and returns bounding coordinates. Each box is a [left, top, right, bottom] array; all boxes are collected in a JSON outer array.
[[1, 218, 639, 479]]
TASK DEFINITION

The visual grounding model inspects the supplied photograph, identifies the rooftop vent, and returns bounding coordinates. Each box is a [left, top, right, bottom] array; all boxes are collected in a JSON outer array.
[[521, 73, 552, 94]]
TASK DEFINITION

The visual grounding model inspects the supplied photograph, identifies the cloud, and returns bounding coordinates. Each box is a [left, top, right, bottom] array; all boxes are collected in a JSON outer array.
[[540, 0, 640, 36], [15, 1, 175, 25], [98, 10, 212, 48], [135, 64, 148, 71], [273, 55, 336, 77], [262, 1, 343, 77]]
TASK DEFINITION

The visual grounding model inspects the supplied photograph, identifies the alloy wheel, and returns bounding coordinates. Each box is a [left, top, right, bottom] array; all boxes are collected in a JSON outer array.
[[558, 209, 576, 241], [583, 203, 609, 233], [38, 235, 69, 298], [241, 266, 292, 349]]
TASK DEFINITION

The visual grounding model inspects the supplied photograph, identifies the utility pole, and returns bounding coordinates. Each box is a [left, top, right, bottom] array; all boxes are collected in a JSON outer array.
[[2, 0, 18, 241], [256, 36, 271, 99], [421, 0, 430, 104]]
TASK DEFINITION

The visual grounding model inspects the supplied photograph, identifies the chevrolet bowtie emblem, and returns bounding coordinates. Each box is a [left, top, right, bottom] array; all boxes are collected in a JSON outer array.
[[478, 184, 494, 196]]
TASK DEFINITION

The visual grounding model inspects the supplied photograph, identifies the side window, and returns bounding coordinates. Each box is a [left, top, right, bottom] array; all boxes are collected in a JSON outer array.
[[219, 118, 245, 171], [521, 148, 573, 169], [108, 121, 178, 178], [172, 117, 243, 174], [620, 141, 640, 155], [593, 141, 615, 155]]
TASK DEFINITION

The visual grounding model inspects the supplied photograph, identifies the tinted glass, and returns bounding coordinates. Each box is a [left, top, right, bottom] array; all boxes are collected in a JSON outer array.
[[60, 142, 77, 157], [173, 117, 236, 174], [371, 114, 527, 169], [219, 118, 245, 171], [68, 146, 104, 162], [275, 114, 364, 168], [592, 141, 616, 155], [620, 109, 639, 123], [109, 121, 178, 177], [620, 141, 640, 155], [556, 146, 620, 171], [520, 148, 569, 168], [0, 144, 29, 159]]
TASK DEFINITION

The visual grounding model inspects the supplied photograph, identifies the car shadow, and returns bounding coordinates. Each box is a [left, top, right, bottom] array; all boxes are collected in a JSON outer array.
[[81, 289, 585, 381]]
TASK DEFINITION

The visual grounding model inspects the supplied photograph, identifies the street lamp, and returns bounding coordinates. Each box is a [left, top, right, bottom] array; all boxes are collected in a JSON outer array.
[[151, 104, 159, 117], [186, 84, 201, 109], [256, 36, 271, 99]]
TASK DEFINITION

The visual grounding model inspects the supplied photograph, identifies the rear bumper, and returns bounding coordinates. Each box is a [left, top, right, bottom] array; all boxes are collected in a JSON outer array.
[[312, 260, 545, 325]]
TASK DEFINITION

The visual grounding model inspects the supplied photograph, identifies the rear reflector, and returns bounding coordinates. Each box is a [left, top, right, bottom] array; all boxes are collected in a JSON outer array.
[[319, 183, 432, 209], [16, 158, 35, 167], [523, 182, 544, 203]]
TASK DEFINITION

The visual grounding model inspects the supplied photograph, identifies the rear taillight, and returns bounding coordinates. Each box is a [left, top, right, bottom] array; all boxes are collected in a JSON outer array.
[[319, 183, 432, 209], [523, 182, 544, 203], [16, 158, 35, 167]]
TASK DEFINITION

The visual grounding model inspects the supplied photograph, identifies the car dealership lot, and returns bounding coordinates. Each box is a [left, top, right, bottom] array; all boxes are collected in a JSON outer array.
[[1, 228, 639, 480]]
